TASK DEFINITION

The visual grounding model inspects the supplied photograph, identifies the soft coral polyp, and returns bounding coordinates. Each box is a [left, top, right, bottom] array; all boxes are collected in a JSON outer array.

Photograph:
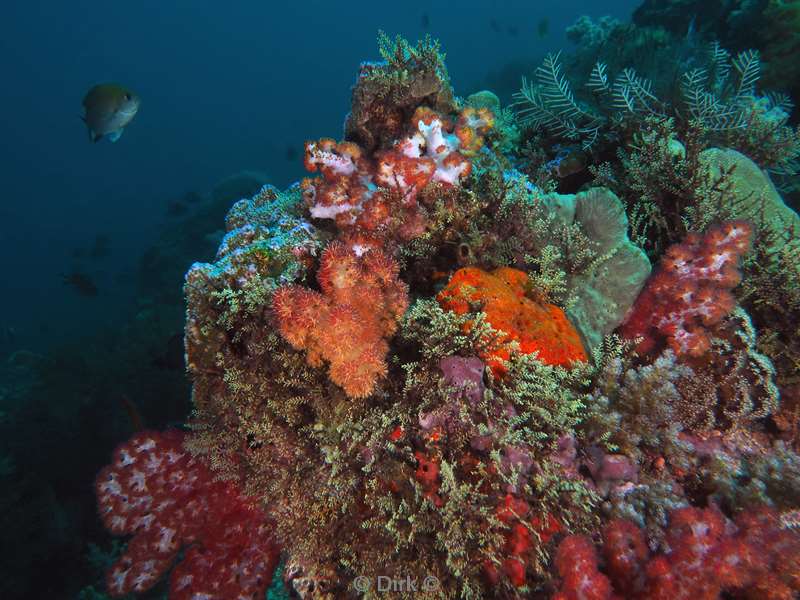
[[95, 430, 280, 599]]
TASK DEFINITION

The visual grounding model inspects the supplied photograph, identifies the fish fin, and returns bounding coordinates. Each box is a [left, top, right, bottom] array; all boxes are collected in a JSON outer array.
[[107, 129, 123, 142], [92, 131, 103, 143], [79, 115, 86, 123]]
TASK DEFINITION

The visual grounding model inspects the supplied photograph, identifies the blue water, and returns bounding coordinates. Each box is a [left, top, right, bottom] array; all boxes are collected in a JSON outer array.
[[0, 0, 639, 352]]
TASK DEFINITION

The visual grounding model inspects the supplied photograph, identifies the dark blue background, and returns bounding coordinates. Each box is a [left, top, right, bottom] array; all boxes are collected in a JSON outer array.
[[0, 0, 639, 350]]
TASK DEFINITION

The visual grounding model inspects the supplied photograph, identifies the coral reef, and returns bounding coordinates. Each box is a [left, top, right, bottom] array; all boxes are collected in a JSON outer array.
[[89, 29, 800, 600], [697, 148, 800, 249]]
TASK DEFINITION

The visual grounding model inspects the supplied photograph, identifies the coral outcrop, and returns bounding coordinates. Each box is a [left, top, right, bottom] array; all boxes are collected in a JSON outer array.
[[90, 30, 800, 600]]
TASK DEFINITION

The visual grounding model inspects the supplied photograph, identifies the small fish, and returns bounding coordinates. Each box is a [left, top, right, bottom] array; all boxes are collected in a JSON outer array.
[[490, 19, 502, 33], [63, 271, 98, 296], [537, 18, 549, 38], [421, 13, 430, 29], [285, 144, 298, 162], [507, 25, 519, 37], [81, 83, 140, 143]]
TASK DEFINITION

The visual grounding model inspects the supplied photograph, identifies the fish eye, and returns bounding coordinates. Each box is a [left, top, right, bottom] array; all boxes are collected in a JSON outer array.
[[124, 93, 132, 101]]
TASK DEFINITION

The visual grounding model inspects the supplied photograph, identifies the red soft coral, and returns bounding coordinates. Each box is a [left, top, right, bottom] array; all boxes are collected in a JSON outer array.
[[552, 506, 800, 600], [553, 535, 615, 600], [95, 430, 280, 599], [620, 221, 752, 358], [602, 518, 648, 597]]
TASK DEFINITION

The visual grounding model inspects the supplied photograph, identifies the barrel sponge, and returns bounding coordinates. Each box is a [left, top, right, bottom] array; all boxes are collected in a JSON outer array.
[[544, 188, 652, 351]]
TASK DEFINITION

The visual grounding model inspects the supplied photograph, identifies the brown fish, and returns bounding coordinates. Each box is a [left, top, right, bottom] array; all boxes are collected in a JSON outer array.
[[81, 83, 140, 142], [62, 270, 98, 296]]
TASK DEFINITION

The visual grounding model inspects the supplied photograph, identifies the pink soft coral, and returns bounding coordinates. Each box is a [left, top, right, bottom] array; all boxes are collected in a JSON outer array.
[[620, 221, 752, 357]]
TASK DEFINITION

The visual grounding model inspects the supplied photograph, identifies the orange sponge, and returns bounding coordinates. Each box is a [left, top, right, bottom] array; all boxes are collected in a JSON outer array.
[[437, 267, 587, 375]]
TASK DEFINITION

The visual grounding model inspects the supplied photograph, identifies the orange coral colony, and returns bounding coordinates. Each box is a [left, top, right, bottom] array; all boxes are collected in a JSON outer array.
[[272, 242, 409, 398], [437, 267, 588, 375]]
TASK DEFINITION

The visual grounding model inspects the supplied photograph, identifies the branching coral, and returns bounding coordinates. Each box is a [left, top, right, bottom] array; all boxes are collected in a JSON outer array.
[[273, 241, 408, 398]]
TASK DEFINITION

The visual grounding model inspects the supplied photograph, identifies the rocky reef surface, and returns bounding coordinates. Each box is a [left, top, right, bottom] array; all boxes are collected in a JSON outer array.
[[90, 26, 800, 600]]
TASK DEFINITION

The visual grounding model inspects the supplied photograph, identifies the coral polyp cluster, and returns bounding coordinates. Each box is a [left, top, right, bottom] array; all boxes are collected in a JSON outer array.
[[273, 241, 408, 398], [93, 31, 800, 600], [301, 104, 493, 251]]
